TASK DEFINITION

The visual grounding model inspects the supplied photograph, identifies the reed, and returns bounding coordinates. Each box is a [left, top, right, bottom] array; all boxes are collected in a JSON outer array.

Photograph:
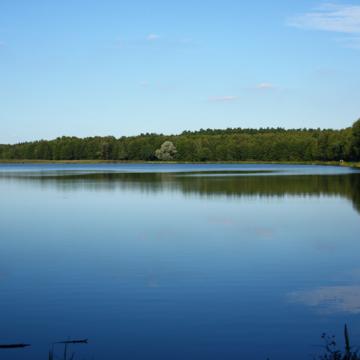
[[316, 325, 360, 360]]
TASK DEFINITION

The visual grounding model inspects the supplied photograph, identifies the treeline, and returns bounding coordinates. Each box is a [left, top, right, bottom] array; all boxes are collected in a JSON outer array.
[[1, 120, 360, 162]]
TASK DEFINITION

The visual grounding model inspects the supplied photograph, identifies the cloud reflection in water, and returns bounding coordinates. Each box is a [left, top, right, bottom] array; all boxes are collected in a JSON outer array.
[[289, 285, 360, 314]]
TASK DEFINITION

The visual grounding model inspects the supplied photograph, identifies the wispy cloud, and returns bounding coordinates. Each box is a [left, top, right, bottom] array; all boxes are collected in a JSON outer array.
[[288, 3, 360, 48], [336, 35, 360, 49], [255, 82, 275, 90], [114, 34, 193, 51], [139, 80, 149, 88], [288, 3, 360, 33], [138, 81, 177, 92], [146, 33, 160, 41], [208, 95, 239, 103]]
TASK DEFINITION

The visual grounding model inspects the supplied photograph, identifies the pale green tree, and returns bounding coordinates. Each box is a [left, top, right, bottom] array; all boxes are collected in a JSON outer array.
[[155, 141, 177, 160]]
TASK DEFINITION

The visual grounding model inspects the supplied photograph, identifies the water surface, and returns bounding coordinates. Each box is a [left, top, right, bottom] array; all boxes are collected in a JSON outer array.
[[1, 163, 360, 360]]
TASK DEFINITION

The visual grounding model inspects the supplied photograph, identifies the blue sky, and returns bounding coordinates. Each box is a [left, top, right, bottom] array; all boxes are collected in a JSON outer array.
[[0, 0, 359, 143]]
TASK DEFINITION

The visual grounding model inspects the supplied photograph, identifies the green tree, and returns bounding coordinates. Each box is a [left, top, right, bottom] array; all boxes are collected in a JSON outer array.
[[352, 119, 360, 160], [0, 122, 356, 162], [155, 141, 177, 160]]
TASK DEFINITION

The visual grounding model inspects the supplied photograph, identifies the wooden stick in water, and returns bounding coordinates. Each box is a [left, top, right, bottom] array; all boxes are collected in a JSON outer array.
[[56, 339, 88, 344], [0, 344, 31, 349]]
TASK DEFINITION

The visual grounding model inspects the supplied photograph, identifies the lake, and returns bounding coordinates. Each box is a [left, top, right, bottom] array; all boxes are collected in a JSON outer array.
[[1, 163, 360, 360]]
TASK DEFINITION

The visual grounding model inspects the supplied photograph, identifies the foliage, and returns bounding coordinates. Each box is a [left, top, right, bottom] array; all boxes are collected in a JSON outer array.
[[155, 141, 177, 160], [352, 119, 360, 160], [0, 121, 360, 162]]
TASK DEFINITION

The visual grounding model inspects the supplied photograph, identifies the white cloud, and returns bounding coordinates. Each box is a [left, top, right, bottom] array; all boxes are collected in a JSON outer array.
[[288, 3, 360, 48], [256, 82, 275, 90], [208, 95, 239, 102], [146, 33, 160, 41], [288, 3, 360, 33]]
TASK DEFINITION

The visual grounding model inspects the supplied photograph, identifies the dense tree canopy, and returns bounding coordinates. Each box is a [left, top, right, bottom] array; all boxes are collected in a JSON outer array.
[[352, 119, 360, 159], [1, 121, 359, 162]]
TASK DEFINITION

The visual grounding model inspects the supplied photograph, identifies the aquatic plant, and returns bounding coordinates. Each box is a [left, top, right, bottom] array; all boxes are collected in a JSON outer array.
[[1, 327, 360, 359], [49, 339, 88, 360], [317, 325, 360, 360]]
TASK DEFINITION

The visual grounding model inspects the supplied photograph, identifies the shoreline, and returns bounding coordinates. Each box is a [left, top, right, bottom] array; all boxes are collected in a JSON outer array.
[[0, 159, 359, 168]]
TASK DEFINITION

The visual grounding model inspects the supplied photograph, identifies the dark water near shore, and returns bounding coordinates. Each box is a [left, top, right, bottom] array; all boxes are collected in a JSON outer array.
[[1, 164, 360, 360]]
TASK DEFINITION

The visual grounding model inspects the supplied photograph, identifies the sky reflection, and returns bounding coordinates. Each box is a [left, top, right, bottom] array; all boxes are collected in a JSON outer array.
[[1, 164, 360, 360]]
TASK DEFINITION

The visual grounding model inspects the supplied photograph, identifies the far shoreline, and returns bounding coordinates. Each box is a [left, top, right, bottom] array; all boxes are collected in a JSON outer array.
[[0, 159, 359, 169]]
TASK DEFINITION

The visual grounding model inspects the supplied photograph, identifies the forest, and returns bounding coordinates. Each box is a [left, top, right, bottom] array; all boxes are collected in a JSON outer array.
[[1, 119, 359, 162]]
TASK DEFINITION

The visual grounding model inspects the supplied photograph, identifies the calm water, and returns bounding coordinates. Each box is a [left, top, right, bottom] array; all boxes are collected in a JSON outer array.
[[1, 163, 360, 360]]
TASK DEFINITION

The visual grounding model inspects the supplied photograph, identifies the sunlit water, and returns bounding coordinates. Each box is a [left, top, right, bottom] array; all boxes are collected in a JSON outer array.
[[1, 163, 360, 360]]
